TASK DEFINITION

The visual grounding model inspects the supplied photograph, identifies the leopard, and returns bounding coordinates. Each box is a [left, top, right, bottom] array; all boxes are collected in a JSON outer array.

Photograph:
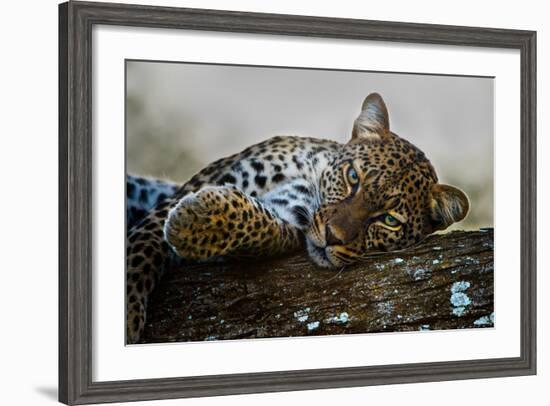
[[126, 93, 469, 344]]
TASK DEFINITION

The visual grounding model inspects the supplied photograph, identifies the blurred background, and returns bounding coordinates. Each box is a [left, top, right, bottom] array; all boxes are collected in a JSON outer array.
[[126, 61, 493, 230]]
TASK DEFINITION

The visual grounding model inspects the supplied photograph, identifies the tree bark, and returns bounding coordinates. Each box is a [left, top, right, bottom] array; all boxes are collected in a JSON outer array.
[[142, 229, 494, 343]]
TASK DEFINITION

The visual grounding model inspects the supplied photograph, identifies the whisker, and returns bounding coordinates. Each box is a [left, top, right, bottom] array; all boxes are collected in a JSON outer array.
[[324, 266, 346, 282]]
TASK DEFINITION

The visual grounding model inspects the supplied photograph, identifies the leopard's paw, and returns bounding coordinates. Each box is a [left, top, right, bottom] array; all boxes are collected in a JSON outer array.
[[164, 186, 256, 260]]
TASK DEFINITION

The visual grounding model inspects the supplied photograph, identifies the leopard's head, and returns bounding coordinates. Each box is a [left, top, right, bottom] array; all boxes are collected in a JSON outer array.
[[306, 93, 469, 267]]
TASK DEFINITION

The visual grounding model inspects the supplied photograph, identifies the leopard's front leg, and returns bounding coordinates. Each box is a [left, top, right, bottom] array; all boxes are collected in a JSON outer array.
[[164, 185, 303, 260], [127, 185, 302, 343]]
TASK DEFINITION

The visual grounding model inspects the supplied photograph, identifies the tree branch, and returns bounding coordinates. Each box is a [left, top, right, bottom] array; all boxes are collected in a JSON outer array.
[[142, 229, 494, 343]]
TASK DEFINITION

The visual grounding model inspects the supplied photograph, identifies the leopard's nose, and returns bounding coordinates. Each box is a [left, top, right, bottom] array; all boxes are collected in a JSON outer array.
[[325, 225, 345, 246]]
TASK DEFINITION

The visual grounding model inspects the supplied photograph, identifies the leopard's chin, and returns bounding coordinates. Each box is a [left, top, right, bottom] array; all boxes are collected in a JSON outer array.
[[306, 239, 346, 268], [306, 242, 333, 267]]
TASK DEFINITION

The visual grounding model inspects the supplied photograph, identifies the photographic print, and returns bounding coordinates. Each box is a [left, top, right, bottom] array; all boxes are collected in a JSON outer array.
[[60, 4, 536, 403], [125, 61, 494, 345]]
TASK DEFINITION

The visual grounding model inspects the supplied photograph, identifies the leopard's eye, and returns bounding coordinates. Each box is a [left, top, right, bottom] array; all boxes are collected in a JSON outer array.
[[346, 166, 359, 185], [383, 214, 400, 227], [384, 214, 399, 227]]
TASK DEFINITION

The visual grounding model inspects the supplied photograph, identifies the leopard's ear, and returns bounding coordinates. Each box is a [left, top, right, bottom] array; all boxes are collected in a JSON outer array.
[[350, 93, 390, 142], [429, 184, 470, 231]]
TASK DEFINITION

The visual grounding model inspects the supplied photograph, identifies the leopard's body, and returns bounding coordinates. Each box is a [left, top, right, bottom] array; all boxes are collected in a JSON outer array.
[[126, 93, 469, 343]]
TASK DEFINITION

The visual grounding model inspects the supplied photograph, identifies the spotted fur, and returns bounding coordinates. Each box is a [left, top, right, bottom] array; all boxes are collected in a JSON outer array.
[[126, 93, 469, 343], [127, 175, 178, 229]]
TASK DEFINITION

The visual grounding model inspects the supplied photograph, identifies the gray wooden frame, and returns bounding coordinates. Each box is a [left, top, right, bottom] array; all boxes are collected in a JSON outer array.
[[58, 1, 536, 404]]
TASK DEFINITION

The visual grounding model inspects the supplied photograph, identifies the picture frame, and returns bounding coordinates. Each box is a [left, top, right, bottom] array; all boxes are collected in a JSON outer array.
[[59, 1, 536, 404]]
